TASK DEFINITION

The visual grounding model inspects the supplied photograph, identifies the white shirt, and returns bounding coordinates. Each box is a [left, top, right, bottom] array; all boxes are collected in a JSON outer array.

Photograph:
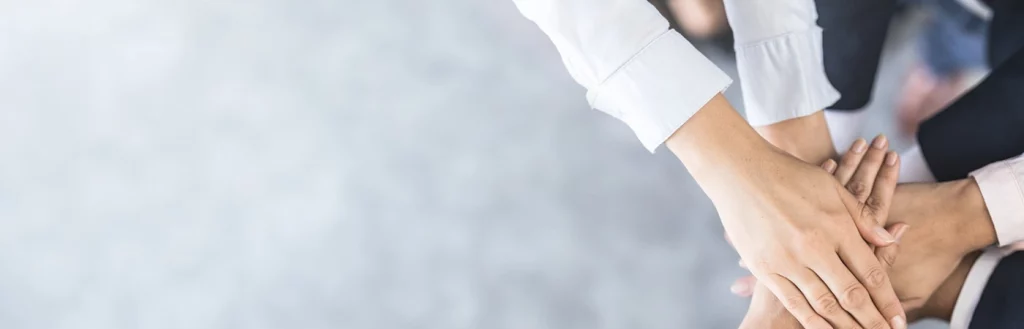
[[723, 0, 841, 125], [513, 0, 722, 152], [950, 153, 1024, 329], [512, 0, 840, 151]]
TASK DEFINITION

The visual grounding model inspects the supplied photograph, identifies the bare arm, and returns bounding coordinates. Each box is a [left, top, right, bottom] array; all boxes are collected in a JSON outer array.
[[755, 112, 836, 164]]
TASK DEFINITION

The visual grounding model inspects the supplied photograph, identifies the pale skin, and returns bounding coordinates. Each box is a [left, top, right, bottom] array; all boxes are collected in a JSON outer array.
[[735, 140, 1000, 328], [666, 94, 906, 329]]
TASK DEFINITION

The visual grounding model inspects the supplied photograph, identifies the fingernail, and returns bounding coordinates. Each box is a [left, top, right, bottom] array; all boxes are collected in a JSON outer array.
[[874, 226, 896, 243], [823, 160, 837, 173], [872, 134, 888, 150], [891, 315, 907, 329], [894, 225, 910, 242], [852, 138, 868, 154], [886, 152, 898, 166], [730, 281, 751, 296]]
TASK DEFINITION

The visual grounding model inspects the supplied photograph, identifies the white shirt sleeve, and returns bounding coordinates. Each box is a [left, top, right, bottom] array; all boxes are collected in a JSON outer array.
[[512, 0, 733, 152], [970, 153, 1024, 247], [723, 0, 841, 126], [949, 247, 1019, 329], [951, 153, 1024, 329]]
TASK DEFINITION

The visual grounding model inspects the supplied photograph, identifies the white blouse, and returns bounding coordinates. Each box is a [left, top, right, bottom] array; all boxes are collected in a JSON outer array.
[[511, 0, 839, 151]]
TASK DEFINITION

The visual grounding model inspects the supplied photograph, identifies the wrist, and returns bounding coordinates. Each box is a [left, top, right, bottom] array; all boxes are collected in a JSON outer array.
[[755, 112, 836, 164], [953, 178, 997, 252], [890, 180, 996, 255], [664, 94, 780, 196]]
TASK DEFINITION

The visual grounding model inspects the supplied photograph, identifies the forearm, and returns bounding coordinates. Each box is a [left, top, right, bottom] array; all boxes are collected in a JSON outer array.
[[953, 179, 998, 252], [665, 93, 779, 198], [755, 112, 836, 164], [890, 179, 996, 254]]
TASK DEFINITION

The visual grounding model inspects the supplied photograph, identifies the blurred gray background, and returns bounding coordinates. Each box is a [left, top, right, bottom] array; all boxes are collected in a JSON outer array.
[[0, 0, 948, 328]]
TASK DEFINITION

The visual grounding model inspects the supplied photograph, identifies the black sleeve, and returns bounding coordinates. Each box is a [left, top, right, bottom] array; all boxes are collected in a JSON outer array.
[[915, 1, 1024, 181], [968, 251, 1024, 329], [988, 0, 1024, 68], [916, 46, 1024, 181], [816, 0, 899, 110]]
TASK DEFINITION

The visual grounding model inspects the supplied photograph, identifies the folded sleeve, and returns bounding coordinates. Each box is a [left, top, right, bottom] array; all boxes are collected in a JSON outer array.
[[512, 0, 733, 152], [724, 0, 841, 126], [970, 153, 1024, 247]]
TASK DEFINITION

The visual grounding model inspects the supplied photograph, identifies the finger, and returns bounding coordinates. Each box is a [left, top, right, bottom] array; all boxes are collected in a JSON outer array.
[[789, 268, 862, 328], [821, 159, 838, 174], [846, 134, 889, 203], [730, 275, 758, 297], [838, 184, 896, 247], [875, 224, 909, 271], [838, 240, 907, 329], [810, 253, 888, 329], [864, 152, 900, 227], [761, 274, 834, 329], [835, 138, 869, 184]]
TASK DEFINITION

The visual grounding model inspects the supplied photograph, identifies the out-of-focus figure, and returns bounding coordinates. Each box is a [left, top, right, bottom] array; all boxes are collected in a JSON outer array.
[[649, 0, 732, 52], [898, 0, 990, 134]]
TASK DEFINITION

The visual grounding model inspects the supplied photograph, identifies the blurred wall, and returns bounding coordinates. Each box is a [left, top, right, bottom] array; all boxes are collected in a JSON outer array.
[[0, 0, 944, 328]]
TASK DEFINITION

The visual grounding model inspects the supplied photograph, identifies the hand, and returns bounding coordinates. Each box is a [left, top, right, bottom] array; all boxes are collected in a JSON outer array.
[[735, 136, 908, 328], [881, 180, 991, 318], [670, 102, 907, 329], [735, 180, 996, 320], [732, 137, 1001, 325], [740, 226, 907, 329]]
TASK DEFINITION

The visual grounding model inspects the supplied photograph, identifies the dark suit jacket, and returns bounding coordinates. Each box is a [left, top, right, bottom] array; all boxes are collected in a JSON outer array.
[[917, 2, 1024, 327], [969, 251, 1024, 329], [918, 0, 1024, 181]]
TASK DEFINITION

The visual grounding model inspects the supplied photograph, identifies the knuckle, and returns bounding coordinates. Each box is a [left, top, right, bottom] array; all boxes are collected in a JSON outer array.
[[813, 292, 841, 314], [863, 266, 888, 288], [865, 196, 885, 210], [880, 299, 904, 316], [881, 251, 898, 268], [782, 294, 807, 311], [839, 283, 869, 308], [847, 181, 868, 196]]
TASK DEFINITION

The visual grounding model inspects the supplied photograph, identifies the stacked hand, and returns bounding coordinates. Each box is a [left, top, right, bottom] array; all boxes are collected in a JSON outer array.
[[709, 136, 906, 329], [670, 99, 906, 329], [733, 137, 1001, 327]]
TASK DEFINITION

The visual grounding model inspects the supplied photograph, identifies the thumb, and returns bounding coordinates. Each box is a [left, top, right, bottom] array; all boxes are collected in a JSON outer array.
[[875, 224, 910, 270]]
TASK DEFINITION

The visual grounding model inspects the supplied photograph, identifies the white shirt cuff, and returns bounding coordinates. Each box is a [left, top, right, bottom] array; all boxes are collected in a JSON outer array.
[[734, 27, 840, 126], [588, 30, 733, 152], [970, 157, 1024, 247], [949, 247, 1018, 329]]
